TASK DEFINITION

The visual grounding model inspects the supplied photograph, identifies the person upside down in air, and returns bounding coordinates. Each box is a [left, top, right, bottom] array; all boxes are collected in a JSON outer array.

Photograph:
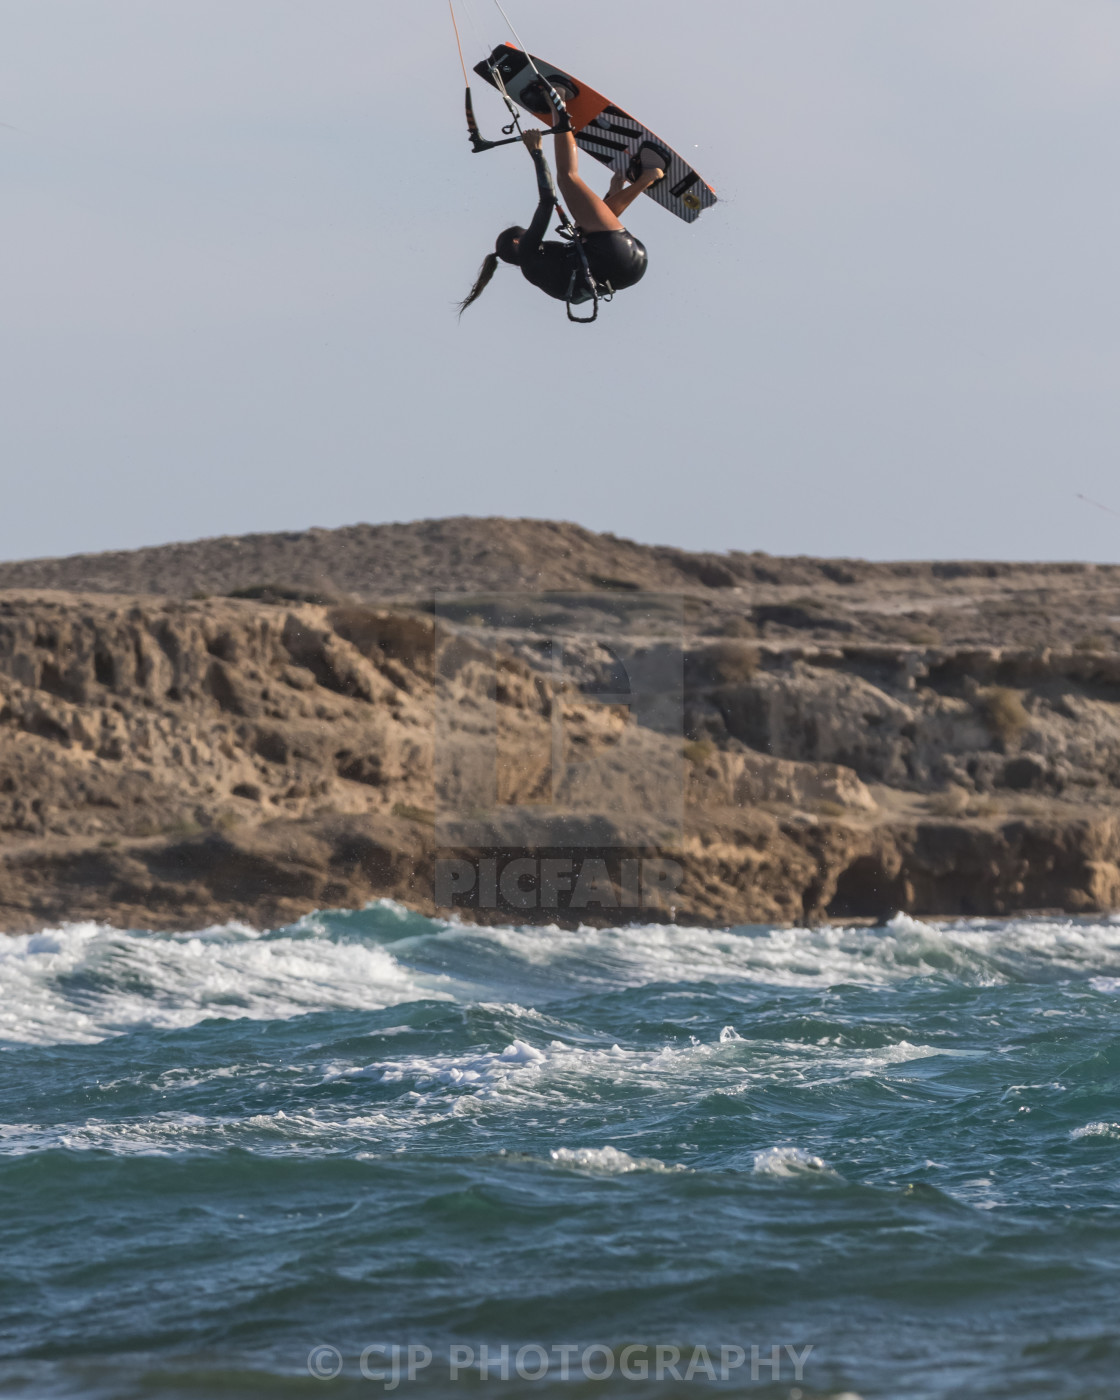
[[459, 126, 664, 314]]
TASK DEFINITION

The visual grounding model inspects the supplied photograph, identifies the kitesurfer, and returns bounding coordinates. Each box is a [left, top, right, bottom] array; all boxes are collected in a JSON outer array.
[[459, 127, 663, 314]]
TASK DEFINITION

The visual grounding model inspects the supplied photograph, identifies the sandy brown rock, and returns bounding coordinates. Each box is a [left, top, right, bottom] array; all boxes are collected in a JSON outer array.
[[3, 518, 1120, 932], [3, 515, 1120, 652]]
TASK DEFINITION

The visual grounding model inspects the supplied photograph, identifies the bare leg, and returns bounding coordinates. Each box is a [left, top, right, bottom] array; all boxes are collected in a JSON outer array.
[[605, 164, 666, 219], [551, 129, 624, 233]]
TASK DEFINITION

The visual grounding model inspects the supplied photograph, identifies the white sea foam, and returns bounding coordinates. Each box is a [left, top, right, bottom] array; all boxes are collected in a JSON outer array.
[[329, 1036, 668, 1103], [0, 1104, 422, 1156], [751, 1145, 835, 1177], [0, 1025, 952, 1156], [329, 1024, 952, 1117], [1071, 1121, 1120, 1141], [549, 1145, 681, 1174], [7, 906, 1120, 1049], [407, 912, 1120, 997], [0, 1114, 225, 1156], [0, 920, 455, 1046]]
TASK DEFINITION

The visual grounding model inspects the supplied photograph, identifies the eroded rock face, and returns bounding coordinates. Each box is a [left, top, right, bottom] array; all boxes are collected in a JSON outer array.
[[692, 644, 1120, 801], [0, 596, 434, 844], [3, 587, 1120, 932]]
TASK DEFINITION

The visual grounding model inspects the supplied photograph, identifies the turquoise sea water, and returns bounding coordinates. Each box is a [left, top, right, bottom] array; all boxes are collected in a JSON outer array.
[[3, 905, 1120, 1399]]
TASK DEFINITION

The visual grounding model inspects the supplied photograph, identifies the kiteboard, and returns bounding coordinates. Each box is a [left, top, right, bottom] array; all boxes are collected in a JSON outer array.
[[474, 44, 717, 225]]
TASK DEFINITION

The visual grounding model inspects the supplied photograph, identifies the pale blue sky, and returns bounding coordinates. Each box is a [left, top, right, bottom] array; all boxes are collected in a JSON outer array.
[[3, 0, 1120, 563]]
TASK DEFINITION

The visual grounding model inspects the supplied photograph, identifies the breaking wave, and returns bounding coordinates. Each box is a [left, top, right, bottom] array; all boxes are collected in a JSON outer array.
[[5, 904, 1120, 1049]]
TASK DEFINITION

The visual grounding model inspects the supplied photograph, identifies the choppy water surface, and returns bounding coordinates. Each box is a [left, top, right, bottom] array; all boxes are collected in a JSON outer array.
[[3, 906, 1120, 1399]]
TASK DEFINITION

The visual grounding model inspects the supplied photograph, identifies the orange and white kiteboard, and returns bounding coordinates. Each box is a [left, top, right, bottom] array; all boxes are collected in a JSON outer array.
[[475, 44, 717, 225]]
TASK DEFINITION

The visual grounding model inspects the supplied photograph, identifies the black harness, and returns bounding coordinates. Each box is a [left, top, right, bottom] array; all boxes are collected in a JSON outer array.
[[555, 221, 614, 324]]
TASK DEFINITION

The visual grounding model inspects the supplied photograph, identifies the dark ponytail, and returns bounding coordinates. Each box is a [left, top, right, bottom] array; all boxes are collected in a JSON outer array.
[[458, 252, 500, 317]]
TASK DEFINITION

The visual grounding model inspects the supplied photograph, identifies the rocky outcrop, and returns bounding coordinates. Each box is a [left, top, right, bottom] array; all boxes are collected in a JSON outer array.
[[690, 644, 1120, 799], [0, 594, 436, 843], [3, 518, 1120, 933], [3, 516, 1120, 653]]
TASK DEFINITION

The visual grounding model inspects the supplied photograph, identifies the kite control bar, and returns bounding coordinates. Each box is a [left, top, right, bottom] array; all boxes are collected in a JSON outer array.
[[464, 89, 573, 154], [449, 1, 571, 153], [465, 87, 522, 152], [465, 51, 572, 154]]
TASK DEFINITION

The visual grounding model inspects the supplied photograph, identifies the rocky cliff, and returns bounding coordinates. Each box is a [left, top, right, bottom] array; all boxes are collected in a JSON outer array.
[[3, 519, 1120, 932]]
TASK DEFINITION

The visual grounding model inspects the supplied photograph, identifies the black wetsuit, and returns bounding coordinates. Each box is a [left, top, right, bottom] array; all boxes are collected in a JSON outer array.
[[520, 147, 648, 304]]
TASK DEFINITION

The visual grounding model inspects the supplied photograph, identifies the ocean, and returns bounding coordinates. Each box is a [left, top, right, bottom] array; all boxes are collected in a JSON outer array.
[[3, 905, 1120, 1399]]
